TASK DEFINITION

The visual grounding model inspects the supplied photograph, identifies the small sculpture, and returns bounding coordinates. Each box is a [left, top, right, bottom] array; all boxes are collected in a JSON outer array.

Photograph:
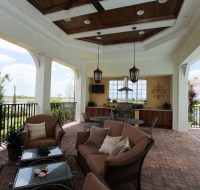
[[34, 167, 48, 177]]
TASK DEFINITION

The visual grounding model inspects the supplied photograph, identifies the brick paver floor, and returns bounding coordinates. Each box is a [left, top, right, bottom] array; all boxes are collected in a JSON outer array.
[[1, 122, 200, 190]]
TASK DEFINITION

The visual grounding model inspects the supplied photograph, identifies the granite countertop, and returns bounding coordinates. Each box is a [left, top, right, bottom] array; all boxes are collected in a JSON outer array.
[[134, 108, 172, 111]]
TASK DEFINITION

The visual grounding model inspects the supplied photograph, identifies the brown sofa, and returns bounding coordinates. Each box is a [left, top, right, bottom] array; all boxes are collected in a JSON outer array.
[[76, 120, 154, 189], [22, 114, 64, 149]]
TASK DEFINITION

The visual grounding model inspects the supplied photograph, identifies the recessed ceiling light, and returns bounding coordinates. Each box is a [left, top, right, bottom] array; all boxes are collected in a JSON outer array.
[[84, 20, 90, 24], [139, 31, 145, 35], [157, 0, 168, 3], [137, 10, 144, 16]]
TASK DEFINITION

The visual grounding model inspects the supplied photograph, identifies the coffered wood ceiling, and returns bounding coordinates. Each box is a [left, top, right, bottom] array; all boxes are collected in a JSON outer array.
[[27, 0, 184, 46]]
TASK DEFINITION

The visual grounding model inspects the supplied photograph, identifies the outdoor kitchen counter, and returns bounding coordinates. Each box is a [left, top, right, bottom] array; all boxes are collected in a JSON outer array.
[[134, 108, 172, 111], [134, 109, 172, 129], [85, 107, 172, 129], [86, 107, 112, 117]]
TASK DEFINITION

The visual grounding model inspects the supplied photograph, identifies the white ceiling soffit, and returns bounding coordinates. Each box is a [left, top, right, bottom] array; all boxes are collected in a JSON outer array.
[[45, 0, 156, 22], [144, 28, 188, 50], [70, 19, 176, 39]]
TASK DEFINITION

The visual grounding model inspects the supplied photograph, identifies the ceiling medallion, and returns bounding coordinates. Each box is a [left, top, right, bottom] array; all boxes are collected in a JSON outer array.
[[151, 83, 166, 99]]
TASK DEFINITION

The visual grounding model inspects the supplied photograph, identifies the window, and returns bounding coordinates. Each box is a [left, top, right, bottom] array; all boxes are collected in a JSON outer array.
[[109, 80, 147, 103]]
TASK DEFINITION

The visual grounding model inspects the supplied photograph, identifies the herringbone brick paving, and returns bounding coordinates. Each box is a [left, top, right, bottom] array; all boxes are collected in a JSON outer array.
[[1, 122, 200, 190]]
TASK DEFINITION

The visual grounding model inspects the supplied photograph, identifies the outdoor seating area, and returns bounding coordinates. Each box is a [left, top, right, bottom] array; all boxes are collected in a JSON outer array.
[[1, 121, 200, 189]]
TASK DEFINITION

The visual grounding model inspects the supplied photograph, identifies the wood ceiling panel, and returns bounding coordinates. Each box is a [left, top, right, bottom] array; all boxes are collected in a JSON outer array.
[[78, 28, 167, 45], [27, 0, 184, 45], [54, 0, 183, 35], [27, 0, 92, 14]]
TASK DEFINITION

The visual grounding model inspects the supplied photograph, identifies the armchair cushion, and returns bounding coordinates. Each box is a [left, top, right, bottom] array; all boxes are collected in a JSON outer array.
[[109, 137, 131, 156], [27, 122, 46, 140], [106, 137, 149, 165], [22, 114, 64, 149], [86, 154, 107, 176], [99, 135, 122, 155], [83, 172, 110, 190], [85, 126, 109, 148], [26, 114, 58, 137]]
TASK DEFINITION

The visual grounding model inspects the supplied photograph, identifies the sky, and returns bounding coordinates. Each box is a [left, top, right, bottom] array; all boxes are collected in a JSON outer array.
[[0, 38, 200, 98], [0, 38, 74, 97]]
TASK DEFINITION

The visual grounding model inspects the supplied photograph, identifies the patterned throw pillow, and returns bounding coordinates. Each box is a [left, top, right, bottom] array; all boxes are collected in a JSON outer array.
[[109, 137, 131, 156], [85, 126, 110, 148], [99, 135, 122, 154], [27, 122, 46, 140]]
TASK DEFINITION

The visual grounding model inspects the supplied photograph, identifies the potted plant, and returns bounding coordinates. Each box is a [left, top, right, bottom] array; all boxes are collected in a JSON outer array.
[[4, 128, 22, 161], [162, 102, 171, 110], [111, 109, 119, 120]]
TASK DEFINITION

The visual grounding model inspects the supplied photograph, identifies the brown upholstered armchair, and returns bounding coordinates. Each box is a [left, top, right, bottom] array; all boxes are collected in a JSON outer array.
[[22, 114, 64, 149], [83, 172, 111, 190]]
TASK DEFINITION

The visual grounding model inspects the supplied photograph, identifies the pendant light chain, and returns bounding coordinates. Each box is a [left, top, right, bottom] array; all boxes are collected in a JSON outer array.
[[98, 37, 99, 69], [134, 39, 135, 67], [129, 27, 139, 83], [93, 32, 103, 84]]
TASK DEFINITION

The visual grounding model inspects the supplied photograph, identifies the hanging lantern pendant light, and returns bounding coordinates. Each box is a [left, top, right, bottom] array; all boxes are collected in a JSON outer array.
[[129, 27, 139, 83], [94, 32, 103, 84]]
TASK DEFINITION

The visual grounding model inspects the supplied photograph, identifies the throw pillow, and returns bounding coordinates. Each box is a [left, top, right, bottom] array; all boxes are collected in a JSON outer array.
[[99, 135, 122, 154], [109, 137, 131, 156], [85, 126, 110, 148], [27, 122, 46, 140]]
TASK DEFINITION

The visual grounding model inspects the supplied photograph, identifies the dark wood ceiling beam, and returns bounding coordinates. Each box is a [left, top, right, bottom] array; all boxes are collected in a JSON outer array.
[[65, 15, 175, 35], [90, 0, 105, 12], [64, 0, 74, 10], [41, 1, 87, 14], [27, 0, 44, 14]]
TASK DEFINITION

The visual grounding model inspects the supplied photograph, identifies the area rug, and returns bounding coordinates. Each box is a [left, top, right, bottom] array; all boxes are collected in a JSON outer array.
[[0, 164, 16, 190], [0, 155, 85, 190]]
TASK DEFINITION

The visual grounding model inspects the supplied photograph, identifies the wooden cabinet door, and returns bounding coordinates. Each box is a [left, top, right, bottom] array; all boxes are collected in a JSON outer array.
[[104, 108, 111, 117], [93, 108, 99, 116], [139, 110, 149, 126], [162, 111, 172, 129], [86, 107, 93, 117], [98, 108, 105, 116], [148, 111, 163, 127]]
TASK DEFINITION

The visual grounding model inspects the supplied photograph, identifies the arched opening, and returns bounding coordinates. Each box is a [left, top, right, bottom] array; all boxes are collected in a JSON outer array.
[[50, 61, 76, 125], [51, 61, 75, 102], [0, 38, 36, 102]]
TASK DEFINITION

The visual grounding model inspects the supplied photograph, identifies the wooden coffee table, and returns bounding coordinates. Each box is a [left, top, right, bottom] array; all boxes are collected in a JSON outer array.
[[19, 146, 64, 167], [9, 161, 75, 190]]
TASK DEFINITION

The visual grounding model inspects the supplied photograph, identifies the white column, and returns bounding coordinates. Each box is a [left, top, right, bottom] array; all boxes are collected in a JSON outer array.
[[74, 69, 90, 122], [30, 52, 52, 114], [172, 63, 189, 132]]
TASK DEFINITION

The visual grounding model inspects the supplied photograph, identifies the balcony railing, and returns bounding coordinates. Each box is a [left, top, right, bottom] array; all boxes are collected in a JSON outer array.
[[0, 103, 37, 142], [192, 105, 200, 128], [0, 102, 76, 143]]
